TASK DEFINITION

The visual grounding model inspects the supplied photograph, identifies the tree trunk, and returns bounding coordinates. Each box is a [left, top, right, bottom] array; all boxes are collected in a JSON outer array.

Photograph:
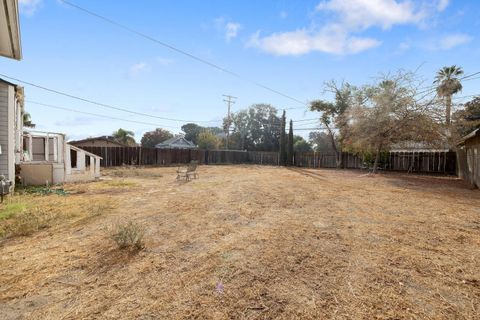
[[336, 143, 343, 168], [325, 123, 341, 169], [372, 143, 382, 174], [446, 95, 453, 148], [446, 94, 452, 127]]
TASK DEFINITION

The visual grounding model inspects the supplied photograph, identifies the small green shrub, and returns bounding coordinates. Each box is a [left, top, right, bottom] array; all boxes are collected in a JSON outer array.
[[0, 203, 27, 220], [110, 221, 146, 251], [0, 209, 50, 237]]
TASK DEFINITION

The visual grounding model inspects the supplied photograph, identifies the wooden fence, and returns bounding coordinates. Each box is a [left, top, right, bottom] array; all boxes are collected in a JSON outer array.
[[79, 146, 456, 174], [387, 151, 457, 174]]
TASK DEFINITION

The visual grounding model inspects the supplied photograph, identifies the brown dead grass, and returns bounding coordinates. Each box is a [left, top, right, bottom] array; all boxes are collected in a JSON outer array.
[[0, 165, 479, 319]]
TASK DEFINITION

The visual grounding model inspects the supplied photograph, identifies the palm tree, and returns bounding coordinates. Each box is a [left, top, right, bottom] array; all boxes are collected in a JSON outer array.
[[112, 128, 136, 146], [434, 65, 464, 127], [23, 112, 35, 128]]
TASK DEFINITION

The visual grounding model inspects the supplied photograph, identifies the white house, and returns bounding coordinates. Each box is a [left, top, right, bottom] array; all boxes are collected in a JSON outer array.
[[20, 130, 102, 185], [0, 78, 23, 184], [0, 78, 102, 187], [0, 3, 102, 187]]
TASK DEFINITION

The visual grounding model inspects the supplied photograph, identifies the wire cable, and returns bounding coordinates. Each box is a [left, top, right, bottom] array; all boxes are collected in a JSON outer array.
[[26, 100, 182, 129], [0, 73, 221, 124], [59, 0, 307, 107]]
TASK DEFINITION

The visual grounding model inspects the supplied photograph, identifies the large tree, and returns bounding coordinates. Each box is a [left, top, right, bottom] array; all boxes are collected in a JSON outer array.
[[140, 128, 173, 148], [452, 96, 480, 137], [112, 128, 136, 146], [310, 81, 355, 168], [229, 104, 281, 151], [294, 135, 312, 152], [434, 65, 463, 128], [309, 132, 335, 152], [349, 72, 442, 173], [230, 110, 249, 150], [279, 110, 287, 165], [181, 123, 222, 145], [197, 130, 221, 150], [287, 120, 294, 165]]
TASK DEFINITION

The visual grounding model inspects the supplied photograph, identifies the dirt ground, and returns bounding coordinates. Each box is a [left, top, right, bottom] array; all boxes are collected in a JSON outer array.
[[0, 165, 479, 319]]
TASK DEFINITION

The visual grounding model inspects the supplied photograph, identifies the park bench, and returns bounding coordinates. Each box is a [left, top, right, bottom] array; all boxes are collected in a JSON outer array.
[[176, 161, 199, 181]]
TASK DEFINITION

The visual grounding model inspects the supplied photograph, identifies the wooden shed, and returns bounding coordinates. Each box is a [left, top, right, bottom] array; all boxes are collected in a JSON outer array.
[[457, 128, 479, 188]]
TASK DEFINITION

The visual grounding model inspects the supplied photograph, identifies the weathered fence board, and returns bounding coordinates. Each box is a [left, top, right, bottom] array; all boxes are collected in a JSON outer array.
[[79, 146, 456, 174]]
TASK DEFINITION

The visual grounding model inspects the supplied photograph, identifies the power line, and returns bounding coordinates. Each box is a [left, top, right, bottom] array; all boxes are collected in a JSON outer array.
[[292, 127, 329, 131], [0, 73, 221, 124], [416, 71, 480, 93], [59, 0, 307, 107], [283, 106, 310, 110], [293, 118, 319, 122], [26, 100, 180, 129], [461, 71, 480, 80], [222, 94, 237, 150], [295, 121, 321, 127]]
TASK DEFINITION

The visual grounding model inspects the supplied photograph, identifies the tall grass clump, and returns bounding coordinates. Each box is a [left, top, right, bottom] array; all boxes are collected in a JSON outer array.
[[110, 221, 146, 251]]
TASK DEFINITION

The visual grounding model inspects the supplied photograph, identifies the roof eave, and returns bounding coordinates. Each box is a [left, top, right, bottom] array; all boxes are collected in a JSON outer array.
[[0, 0, 22, 60], [457, 128, 479, 146]]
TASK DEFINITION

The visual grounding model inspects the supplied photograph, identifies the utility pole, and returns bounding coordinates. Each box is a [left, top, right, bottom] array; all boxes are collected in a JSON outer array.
[[222, 94, 237, 150]]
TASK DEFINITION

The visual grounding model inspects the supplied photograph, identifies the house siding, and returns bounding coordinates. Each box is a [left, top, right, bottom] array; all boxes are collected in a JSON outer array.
[[0, 83, 9, 179]]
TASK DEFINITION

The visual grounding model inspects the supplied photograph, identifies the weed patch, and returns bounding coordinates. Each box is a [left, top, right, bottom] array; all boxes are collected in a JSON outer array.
[[109, 221, 146, 251], [0, 203, 27, 220]]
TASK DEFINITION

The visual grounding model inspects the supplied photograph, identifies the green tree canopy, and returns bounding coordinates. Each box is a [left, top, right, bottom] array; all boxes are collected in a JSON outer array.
[[197, 130, 221, 150], [141, 128, 173, 148], [453, 96, 480, 137], [434, 65, 463, 127], [181, 123, 222, 145], [287, 120, 294, 165], [22, 112, 35, 128], [279, 110, 287, 165], [112, 128, 136, 146], [228, 104, 281, 151], [310, 81, 356, 167], [308, 132, 335, 152], [293, 135, 312, 152]]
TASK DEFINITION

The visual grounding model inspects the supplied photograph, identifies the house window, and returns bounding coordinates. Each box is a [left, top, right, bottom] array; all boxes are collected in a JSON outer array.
[[32, 137, 46, 161], [70, 149, 77, 169], [85, 155, 91, 168]]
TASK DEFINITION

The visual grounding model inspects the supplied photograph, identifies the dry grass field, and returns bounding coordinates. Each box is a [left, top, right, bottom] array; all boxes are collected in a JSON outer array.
[[0, 165, 479, 319]]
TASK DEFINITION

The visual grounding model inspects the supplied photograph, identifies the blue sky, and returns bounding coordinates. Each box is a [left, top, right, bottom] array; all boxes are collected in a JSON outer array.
[[1, 0, 479, 141]]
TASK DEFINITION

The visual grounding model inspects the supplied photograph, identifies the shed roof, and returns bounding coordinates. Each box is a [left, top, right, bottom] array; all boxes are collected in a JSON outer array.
[[155, 136, 197, 149], [458, 128, 479, 145]]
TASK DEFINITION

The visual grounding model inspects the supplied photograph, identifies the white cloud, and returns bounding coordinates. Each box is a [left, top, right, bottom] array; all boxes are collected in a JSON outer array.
[[438, 33, 472, 50], [315, 0, 426, 30], [19, 0, 42, 16], [248, 27, 380, 56], [212, 17, 242, 42], [437, 0, 450, 12], [249, 0, 432, 56], [225, 22, 242, 42], [128, 62, 149, 78]]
